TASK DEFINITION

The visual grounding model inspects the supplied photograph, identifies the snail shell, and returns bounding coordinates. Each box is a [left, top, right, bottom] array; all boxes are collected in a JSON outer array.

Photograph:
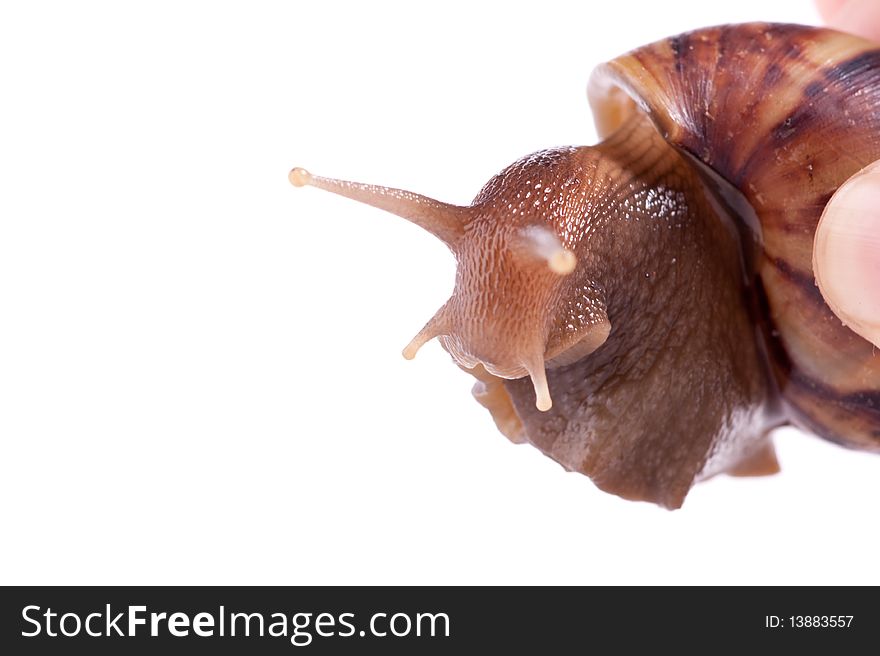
[[292, 23, 880, 508], [587, 22, 880, 486]]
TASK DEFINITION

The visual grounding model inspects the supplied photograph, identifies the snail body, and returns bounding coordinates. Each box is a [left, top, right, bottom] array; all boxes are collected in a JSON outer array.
[[292, 23, 880, 508]]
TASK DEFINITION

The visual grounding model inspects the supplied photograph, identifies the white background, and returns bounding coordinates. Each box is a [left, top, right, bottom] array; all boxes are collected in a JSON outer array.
[[2, 1, 877, 585]]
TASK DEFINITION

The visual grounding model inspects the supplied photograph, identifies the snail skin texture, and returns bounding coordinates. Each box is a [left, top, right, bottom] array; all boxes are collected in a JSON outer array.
[[291, 23, 880, 509]]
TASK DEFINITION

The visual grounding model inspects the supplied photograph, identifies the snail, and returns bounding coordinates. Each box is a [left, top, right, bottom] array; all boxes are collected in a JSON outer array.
[[290, 23, 880, 508]]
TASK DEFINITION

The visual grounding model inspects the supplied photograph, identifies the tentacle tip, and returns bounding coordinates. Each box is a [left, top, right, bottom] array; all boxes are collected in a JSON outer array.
[[526, 358, 553, 411], [535, 396, 553, 412], [548, 250, 577, 275], [289, 167, 312, 187], [401, 346, 418, 361]]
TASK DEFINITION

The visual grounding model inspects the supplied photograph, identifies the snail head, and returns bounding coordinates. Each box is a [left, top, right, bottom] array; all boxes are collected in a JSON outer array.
[[289, 147, 610, 412]]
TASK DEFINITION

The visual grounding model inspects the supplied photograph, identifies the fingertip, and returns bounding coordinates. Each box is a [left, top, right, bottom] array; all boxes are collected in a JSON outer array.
[[818, 0, 880, 42], [814, 160, 880, 348], [815, 0, 847, 23]]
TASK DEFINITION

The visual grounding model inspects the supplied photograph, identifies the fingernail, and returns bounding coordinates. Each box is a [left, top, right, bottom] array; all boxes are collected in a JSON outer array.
[[814, 162, 880, 347]]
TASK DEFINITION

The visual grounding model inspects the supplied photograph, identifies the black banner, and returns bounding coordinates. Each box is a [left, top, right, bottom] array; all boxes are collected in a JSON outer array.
[[0, 586, 874, 653]]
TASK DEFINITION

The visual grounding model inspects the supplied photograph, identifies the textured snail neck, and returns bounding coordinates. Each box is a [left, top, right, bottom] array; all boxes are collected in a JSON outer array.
[[579, 109, 708, 303], [499, 112, 773, 508]]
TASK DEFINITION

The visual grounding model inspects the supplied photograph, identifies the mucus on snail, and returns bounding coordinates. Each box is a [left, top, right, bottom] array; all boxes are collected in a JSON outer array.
[[291, 23, 880, 508]]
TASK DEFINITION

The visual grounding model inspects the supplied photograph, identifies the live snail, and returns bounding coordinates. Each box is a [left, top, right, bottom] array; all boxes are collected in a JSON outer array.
[[290, 23, 880, 508]]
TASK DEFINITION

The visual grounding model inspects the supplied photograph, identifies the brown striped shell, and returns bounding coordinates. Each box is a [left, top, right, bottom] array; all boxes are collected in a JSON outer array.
[[292, 23, 880, 508]]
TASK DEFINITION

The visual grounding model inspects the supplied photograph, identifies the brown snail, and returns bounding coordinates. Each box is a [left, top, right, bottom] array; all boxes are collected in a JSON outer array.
[[290, 23, 880, 508]]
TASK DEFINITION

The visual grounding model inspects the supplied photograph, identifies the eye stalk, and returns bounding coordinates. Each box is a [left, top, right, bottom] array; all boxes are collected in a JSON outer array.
[[288, 166, 468, 246]]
